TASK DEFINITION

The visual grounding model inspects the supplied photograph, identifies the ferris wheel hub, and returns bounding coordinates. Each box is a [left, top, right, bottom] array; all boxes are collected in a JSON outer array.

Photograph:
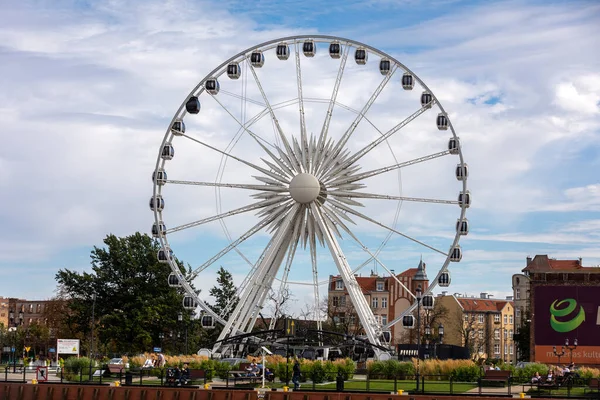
[[289, 173, 321, 204]]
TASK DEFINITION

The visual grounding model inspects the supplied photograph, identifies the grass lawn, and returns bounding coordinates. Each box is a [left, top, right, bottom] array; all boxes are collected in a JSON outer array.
[[286, 379, 478, 394]]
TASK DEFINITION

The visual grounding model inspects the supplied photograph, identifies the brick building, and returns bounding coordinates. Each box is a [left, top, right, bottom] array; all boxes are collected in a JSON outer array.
[[437, 293, 515, 362], [327, 260, 429, 344], [521, 255, 600, 365], [1, 297, 49, 329]]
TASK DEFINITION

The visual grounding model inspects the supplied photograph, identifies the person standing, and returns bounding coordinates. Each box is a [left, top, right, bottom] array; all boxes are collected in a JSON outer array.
[[292, 359, 301, 390]]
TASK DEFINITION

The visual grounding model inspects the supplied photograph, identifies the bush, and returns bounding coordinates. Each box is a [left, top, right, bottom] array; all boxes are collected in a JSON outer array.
[[512, 363, 549, 383], [63, 357, 93, 381], [449, 364, 480, 382]]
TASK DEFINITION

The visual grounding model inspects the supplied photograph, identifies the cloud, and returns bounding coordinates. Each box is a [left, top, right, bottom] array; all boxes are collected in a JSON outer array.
[[1, 0, 599, 320]]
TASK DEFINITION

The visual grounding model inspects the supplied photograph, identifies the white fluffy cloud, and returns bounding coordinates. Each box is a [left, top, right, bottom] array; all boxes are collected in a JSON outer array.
[[1, 0, 599, 315]]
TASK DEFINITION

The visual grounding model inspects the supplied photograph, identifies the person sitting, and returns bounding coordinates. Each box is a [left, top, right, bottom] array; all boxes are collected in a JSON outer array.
[[531, 372, 541, 383], [179, 363, 190, 385], [546, 371, 553, 382], [263, 368, 274, 381], [142, 358, 154, 369]]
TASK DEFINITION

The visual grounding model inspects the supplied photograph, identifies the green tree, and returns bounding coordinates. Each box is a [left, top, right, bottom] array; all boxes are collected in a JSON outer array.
[[516, 310, 531, 361], [209, 267, 238, 320], [55, 232, 191, 355]]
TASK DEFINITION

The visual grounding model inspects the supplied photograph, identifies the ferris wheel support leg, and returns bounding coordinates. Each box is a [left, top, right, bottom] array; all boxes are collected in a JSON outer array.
[[212, 208, 298, 354], [311, 204, 384, 355]]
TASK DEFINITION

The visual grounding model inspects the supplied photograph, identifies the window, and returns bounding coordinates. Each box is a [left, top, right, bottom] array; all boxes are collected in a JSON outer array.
[[494, 314, 500, 323], [376, 281, 384, 291], [382, 315, 387, 325], [478, 314, 484, 323], [515, 288, 520, 300], [504, 344, 508, 355], [494, 329, 500, 340], [335, 280, 343, 290], [509, 345, 514, 355], [504, 329, 508, 340], [509, 329, 513, 339], [494, 344, 500, 354], [516, 309, 521, 318], [381, 298, 387, 308], [509, 315, 513, 324], [479, 329, 484, 339], [332, 297, 340, 307], [372, 298, 378, 308], [504, 315, 508, 324]]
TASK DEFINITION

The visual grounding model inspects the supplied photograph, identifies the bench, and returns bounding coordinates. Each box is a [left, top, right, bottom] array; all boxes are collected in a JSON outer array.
[[584, 378, 599, 396], [480, 370, 512, 387], [525, 374, 575, 394]]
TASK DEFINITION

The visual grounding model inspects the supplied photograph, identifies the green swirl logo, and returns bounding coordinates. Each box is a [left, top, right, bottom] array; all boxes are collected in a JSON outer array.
[[550, 298, 585, 332]]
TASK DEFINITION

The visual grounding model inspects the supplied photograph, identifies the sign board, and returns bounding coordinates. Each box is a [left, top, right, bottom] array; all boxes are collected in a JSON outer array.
[[48, 348, 56, 353], [2, 347, 10, 352], [11, 347, 15, 352], [36, 366, 49, 382], [56, 339, 80, 355], [534, 286, 600, 365], [535, 286, 600, 346], [153, 347, 161, 352], [25, 347, 31, 352]]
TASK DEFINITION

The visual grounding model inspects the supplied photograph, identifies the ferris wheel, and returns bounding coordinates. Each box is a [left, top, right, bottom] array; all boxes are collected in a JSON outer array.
[[150, 35, 469, 358]]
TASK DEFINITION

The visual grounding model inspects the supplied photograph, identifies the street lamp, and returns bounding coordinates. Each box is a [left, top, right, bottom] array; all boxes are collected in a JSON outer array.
[[553, 345, 566, 365], [9, 309, 24, 373], [88, 293, 97, 381], [565, 338, 578, 364], [424, 323, 444, 359], [158, 333, 165, 351], [178, 312, 183, 354], [415, 285, 422, 392]]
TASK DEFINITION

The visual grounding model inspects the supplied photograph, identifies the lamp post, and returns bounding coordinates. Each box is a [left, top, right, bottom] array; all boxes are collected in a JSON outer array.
[[415, 285, 422, 392], [158, 333, 165, 352], [88, 293, 96, 381], [565, 338, 578, 364], [9, 309, 24, 373], [178, 312, 183, 354], [425, 323, 444, 359], [552, 345, 566, 365]]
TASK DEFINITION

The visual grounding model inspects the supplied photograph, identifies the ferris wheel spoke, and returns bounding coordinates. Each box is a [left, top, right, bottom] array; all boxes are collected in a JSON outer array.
[[308, 219, 322, 326], [166, 197, 284, 234], [326, 150, 450, 187], [314, 44, 350, 174], [220, 89, 266, 107], [326, 197, 448, 256], [188, 212, 282, 281], [166, 180, 288, 192], [245, 58, 301, 173], [326, 206, 418, 300], [327, 102, 436, 177], [319, 64, 398, 177], [330, 191, 459, 205], [182, 134, 290, 184], [294, 42, 308, 171], [311, 203, 383, 349]]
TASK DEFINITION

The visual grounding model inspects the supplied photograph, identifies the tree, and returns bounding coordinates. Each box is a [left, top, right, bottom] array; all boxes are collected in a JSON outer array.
[[399, 301, 448, 345], [208, 267, 238, 320], [321, 295, 363, 336], [515, 309, 531, 361], [55, 232, 192, 355]]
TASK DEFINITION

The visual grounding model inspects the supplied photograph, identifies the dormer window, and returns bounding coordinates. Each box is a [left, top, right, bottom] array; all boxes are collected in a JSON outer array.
[[335, 280, 343, 290], [376, 281, 384, 291]]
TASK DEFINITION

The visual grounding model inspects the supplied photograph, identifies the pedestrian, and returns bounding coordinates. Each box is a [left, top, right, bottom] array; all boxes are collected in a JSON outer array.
[[292, 359, 301, 390]]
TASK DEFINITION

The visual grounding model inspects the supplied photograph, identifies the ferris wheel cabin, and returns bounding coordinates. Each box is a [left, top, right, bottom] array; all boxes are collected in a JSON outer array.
[[152, 221, 166, 237], [329, 41, 341, 58], [227, 63, 241, 79], [149, 195, 164, 212], [158, 246, 173, 263], [168, 273, 181, 287], [152, 168, 167, 186], [438, 271, 451, 287], [354, 47, 368, 65], [183, 295, 198, 310], [250, 50, 265, 68], [379, 59, 391, 75], [422, 294, 434, 310], [171, 120, 185, 136], [276, 43, 290, 60], [205, 79, 220, 95], [303, 40, 316, 57], [448, 137, 460, 154], [185, 96, 201, 114], [402, 315, 415, 329], [401, 72, 414, 90], [161, 143, 174, 160]]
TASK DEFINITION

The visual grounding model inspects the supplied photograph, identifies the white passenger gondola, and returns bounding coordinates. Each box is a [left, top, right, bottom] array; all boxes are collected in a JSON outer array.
[[171, 120, 185, 136], [152, 168, 167, 186], [354, 47, 367, 65], [227, 63, 241, 79], [250, 50, 265, 68], [205, 79, 220, 95], [303, 40, 316, 57], [276, 43, 290, 60], [402, 72, 414, 90], [149, 195, 164, 212], [329, 41, 341, 59], [161, 143, 174, 160]]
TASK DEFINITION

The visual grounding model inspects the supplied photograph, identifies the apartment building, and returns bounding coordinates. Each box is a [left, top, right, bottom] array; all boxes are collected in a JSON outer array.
[[0, 297, 49, 328], [437, 293, 515, 362], [327, 259, 429, 344]]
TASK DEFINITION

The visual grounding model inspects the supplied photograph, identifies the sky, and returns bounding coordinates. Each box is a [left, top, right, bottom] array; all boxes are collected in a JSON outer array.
[[1, 0, 599, 319]]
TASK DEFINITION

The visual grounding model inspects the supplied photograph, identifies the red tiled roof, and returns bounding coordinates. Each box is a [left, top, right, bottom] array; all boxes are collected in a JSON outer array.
[[399, 268, 418, 277], [457, 298, 513, 313], [523, 255, 586, 272]]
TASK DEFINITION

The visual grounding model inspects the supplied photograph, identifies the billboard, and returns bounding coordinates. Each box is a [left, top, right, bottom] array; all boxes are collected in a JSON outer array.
[[534, 286, 600, 365], [56, 339, 80, 355]]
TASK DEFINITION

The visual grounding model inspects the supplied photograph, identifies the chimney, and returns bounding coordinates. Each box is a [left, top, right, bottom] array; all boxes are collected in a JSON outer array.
[[390, 269, 395, 276], [488, 294, 494, 299], [480, 292, 487, 299], [526, 256, 532, 265], [578, 257, 582, 266], [506, 296, 513, 300]]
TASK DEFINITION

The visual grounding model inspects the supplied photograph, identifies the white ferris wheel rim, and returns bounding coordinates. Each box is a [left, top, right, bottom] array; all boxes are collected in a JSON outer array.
[[151, 34, 468, 346]]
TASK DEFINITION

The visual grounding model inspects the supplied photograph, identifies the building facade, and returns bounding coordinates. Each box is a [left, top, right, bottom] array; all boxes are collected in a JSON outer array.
[[437, 293, 515, 362], [1, 297, 49, 329], [327, 260, 429, 344], [522, 255, 600, 366]]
